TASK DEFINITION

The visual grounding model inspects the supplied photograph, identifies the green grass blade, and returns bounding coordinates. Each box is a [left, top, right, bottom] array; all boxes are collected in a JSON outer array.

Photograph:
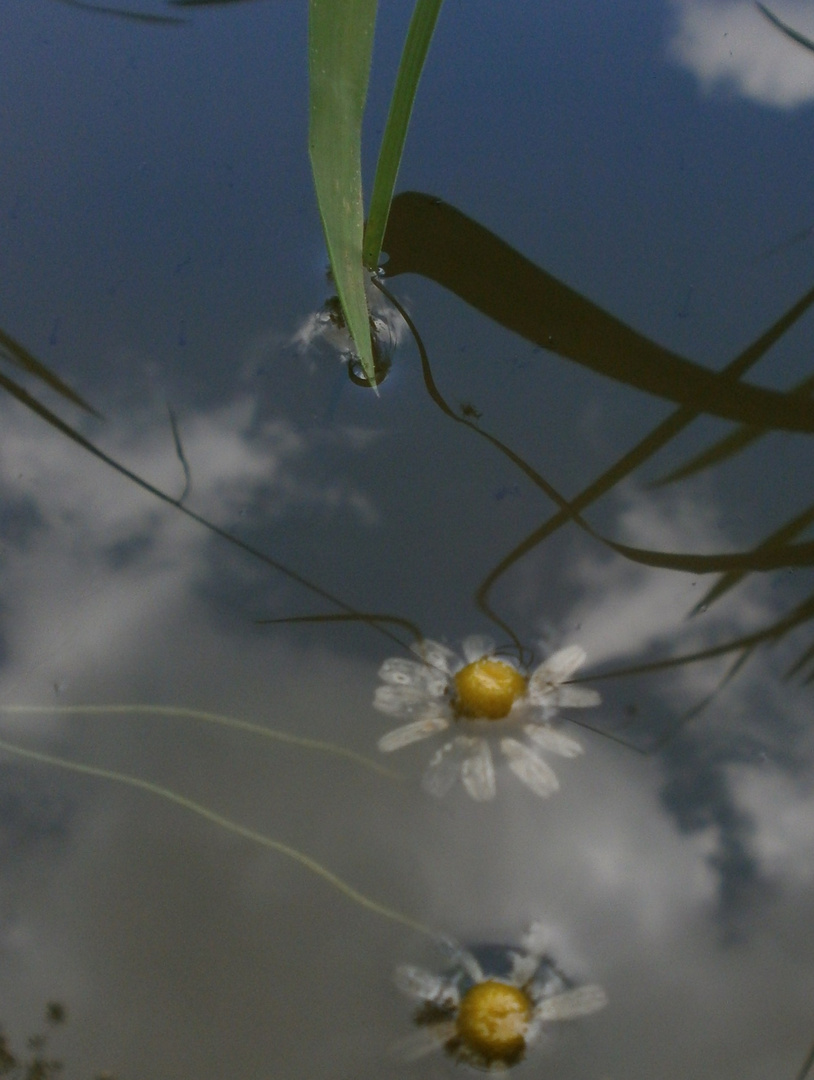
[[362, 0, 444, 270], [308, 0, 378, 385]]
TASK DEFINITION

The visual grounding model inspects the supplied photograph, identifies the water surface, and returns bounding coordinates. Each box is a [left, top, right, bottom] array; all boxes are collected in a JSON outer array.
[[0, 2, 813, 1077]]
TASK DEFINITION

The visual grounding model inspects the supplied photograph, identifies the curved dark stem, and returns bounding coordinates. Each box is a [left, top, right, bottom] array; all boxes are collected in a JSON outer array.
[[167, 405, 192, 504]]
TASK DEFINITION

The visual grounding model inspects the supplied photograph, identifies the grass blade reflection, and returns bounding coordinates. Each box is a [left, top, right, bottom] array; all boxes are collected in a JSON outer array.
[[380, 194, 814, 709], [373, 277, 814, 693], [0, 703, 401, 780], [655, 373, 814, 487], [785, 638, 814, 682], [692, 503, 814, 614], [0, 327, 100, 416], [466, 277, 814, 635], [383, 192, 814, 432]]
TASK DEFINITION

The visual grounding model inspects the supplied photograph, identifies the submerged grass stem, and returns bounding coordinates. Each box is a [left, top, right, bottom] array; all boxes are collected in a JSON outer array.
[[0, 703, 400, 781], [0, 731, 433, 939]]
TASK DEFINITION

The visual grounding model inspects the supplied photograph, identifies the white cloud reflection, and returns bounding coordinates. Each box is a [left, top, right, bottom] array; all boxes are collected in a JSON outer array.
[[0, 405, 810, 1078], [566, 485, 777, 707], [0, 396, 379, 707], [668, 0, 814, 107]]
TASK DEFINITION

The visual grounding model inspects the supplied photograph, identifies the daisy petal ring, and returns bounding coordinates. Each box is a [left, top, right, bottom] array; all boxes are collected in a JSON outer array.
[[373, 635, 600, 801], [394, 922, 607, 1071]]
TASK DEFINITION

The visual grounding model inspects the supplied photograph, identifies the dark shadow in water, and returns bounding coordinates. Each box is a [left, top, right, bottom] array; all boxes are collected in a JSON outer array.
[[383, 191, 814, 432]]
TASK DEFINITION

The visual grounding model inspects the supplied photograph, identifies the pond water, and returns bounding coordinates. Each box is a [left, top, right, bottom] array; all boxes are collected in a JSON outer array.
[[1, 1, 813, 1077]]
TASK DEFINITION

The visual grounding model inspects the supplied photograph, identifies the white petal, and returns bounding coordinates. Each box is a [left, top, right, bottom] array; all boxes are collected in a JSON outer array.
[[529, 645, 586, 695], [534, 985, 608, 1022], [523, 1015, 544, 1047], [394, 965, 457, 1005], [524, 724, 584, 759], [500, 738, 560, 797], [411, 638, 459, 675], [390, 1023, 456, 1061], [422, 739, 466, 797], [374, 684, 432, 717], [461, 634, 496, 663], [509, 950, 540, 987], [514, 699, 558, 723], [555, 685, 601, 709], [443, 939, 485, 983], [378, 716, 449, 752], [461, 738, 496, 801], [520, 921, 551, 958], [378, 657, 447, 697], [378, 657, 428, 685]]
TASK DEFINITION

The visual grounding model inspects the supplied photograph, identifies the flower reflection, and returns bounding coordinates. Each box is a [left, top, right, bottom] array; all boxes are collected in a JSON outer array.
[[374, 636, 600, 800], [394, 923, 607, 1071]]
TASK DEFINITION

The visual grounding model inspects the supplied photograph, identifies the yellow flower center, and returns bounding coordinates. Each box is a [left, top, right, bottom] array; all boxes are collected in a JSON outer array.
[[456, 980, 532, 1063], [453, 658, 527, 720]]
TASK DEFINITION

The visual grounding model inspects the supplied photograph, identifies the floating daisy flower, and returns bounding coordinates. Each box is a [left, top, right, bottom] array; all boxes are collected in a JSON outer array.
[[374, 636, 600, 800], [394, 923, 607, 1071]]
